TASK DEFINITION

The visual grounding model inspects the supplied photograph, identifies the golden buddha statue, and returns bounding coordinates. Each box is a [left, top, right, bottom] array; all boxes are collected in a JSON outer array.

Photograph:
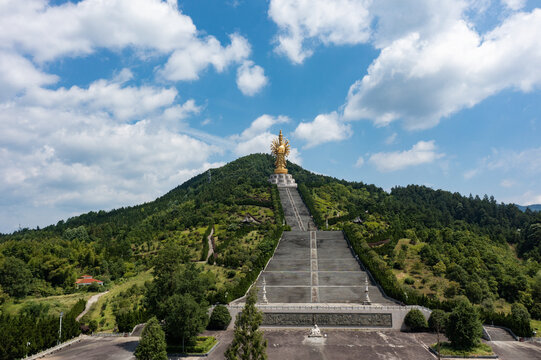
[[271, 130, 290, 174]]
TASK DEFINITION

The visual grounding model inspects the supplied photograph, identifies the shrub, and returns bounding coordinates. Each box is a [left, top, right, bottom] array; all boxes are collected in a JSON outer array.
[[404, 277, 415, 285], [510, 303, 532, 337], [208, 305, 232, 330], [404, 309, 427, 331], [428, 309, 447, 333]]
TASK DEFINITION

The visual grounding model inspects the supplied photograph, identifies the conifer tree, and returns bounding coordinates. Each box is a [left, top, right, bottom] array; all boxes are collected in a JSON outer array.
[[135, 317, 167, 360], [225, 287, 267, 360]]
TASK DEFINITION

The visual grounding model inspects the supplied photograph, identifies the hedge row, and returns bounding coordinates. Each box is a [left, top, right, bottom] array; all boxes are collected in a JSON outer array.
[[0, 300, 84, 359]]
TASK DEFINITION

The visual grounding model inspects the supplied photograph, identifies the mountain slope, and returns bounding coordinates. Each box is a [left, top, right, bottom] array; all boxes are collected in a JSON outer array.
[[1, 153, 540, 320]]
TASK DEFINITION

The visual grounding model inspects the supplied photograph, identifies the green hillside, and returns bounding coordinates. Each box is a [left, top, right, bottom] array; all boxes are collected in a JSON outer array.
[[1, 153, 541, 327]]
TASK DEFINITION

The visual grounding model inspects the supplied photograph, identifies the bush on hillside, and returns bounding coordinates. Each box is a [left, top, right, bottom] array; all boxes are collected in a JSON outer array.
[[208, 305, 231, 330], [404, 309, 427, 331]]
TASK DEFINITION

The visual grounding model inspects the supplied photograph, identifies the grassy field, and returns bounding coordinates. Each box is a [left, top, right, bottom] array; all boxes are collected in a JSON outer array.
[[431, 342, 494, 356], [80, 270, 153, 331], [2, 292, 91, 317]]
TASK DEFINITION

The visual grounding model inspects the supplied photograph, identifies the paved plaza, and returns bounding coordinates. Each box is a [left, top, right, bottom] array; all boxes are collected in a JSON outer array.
[[42, 336, 138, 360]]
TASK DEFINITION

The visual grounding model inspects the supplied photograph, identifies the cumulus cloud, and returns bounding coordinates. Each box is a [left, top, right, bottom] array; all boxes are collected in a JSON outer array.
[[158, 33, 251, 81], [0, 72, 223, 232], [0, 0, 253, 82], [231, 114, 302, 164], [343, 9, 541, 129], [501, 0, 526, 11], [294, 112, 352, 148], [236, 60, 269, 96], [233, 115, 290, 154], [369, 140, 445, 172], [268, 0, 372, 63], [0, 51, 58, 101]]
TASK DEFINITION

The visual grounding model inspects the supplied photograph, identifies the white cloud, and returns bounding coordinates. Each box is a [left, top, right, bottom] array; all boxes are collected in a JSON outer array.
[[355, 156, 364, 167], [236, 60, 269, 96], [0, 51, 58, 101], [0, 71, 223, 232], [343, 8, 541, 130], [294, 112, 352, 148], [268, 0, 372, 63], [158, 33, 251, 81], [501, 0, 526, 11], [0, 0, 253, 82], [23, 74, 179, 121], [231, 115, 302, 164], [233, 115, 289, 153], [485, 147, 541, 174], [369, 140, 445, 172]]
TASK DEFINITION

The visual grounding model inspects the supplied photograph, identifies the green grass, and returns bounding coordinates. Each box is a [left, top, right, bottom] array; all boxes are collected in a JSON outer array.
[[2, 292, 91, 317], [81, 270, 153, 331], [166, 336, 217, 354], [531, 319, 541, 337], [431, 342, 494, 356]]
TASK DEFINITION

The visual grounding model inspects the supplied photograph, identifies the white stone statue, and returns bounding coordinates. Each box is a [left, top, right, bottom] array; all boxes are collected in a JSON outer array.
[[309, 324, 322, 337]]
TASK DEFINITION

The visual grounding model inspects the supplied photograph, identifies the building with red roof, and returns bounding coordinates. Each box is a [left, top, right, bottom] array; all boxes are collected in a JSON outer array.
[[75, 275, 103, 287]]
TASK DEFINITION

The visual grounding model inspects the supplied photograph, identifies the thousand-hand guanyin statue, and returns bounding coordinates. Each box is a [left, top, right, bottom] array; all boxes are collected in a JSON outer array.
[[268, 130, 297, 188], [271, 130, 290, 174]]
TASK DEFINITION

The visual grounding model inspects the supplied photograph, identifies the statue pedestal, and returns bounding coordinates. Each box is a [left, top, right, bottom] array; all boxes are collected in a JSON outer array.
[[268, 173, 297, 188]]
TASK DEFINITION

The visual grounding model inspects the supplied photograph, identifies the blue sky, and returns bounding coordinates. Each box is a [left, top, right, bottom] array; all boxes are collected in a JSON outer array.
[[1, 0, 541, 232]]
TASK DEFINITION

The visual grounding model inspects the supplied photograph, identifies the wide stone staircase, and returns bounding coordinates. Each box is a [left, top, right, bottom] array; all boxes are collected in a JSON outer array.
[[227, 182, 431, 329], [256, 186, 392, 305]]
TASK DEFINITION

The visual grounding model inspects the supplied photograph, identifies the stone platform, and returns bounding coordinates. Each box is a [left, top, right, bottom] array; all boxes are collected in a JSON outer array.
[[269, 173, 297, 188]]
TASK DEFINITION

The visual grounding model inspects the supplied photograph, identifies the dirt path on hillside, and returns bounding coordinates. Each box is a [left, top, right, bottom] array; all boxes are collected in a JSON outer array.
[[205, 226, 215, 262], [76, 291, 109, 322]]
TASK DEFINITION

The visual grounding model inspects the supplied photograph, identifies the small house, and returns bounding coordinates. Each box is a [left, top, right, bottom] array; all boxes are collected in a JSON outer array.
[[75, 275, 103, 288]]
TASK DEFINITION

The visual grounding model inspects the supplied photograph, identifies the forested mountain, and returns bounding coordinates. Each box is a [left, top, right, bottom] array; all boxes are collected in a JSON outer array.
[[1, 153, 540, 323]]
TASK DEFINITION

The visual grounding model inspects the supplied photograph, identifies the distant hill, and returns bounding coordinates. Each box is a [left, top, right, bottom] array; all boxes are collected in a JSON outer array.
[[517, 204, 541, 212]]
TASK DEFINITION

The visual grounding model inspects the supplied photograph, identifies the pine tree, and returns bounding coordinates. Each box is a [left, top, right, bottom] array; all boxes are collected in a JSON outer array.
[[134, 317, 167, 360], [225, 287, 267, 360]]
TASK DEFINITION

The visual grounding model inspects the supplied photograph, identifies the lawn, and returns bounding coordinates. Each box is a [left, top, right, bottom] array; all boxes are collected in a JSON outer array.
[[2, 292, 91, 317], [166, 336, 217, 355], [431, 342, 494, 357]]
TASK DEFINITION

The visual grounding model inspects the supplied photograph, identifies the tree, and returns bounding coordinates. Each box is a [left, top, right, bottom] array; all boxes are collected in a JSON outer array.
[[428, 309, 447, 333], [164, 293, 208, 352], [0, 257, 33, 297], [225, 288, 267, 360], [134, 317, 167, 360], [208, 305, 231, 330], [428, 309, 448, 358], [404, 309, 427, 331], [445, 299, 483, 350], [510, 303, 532, 337]]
